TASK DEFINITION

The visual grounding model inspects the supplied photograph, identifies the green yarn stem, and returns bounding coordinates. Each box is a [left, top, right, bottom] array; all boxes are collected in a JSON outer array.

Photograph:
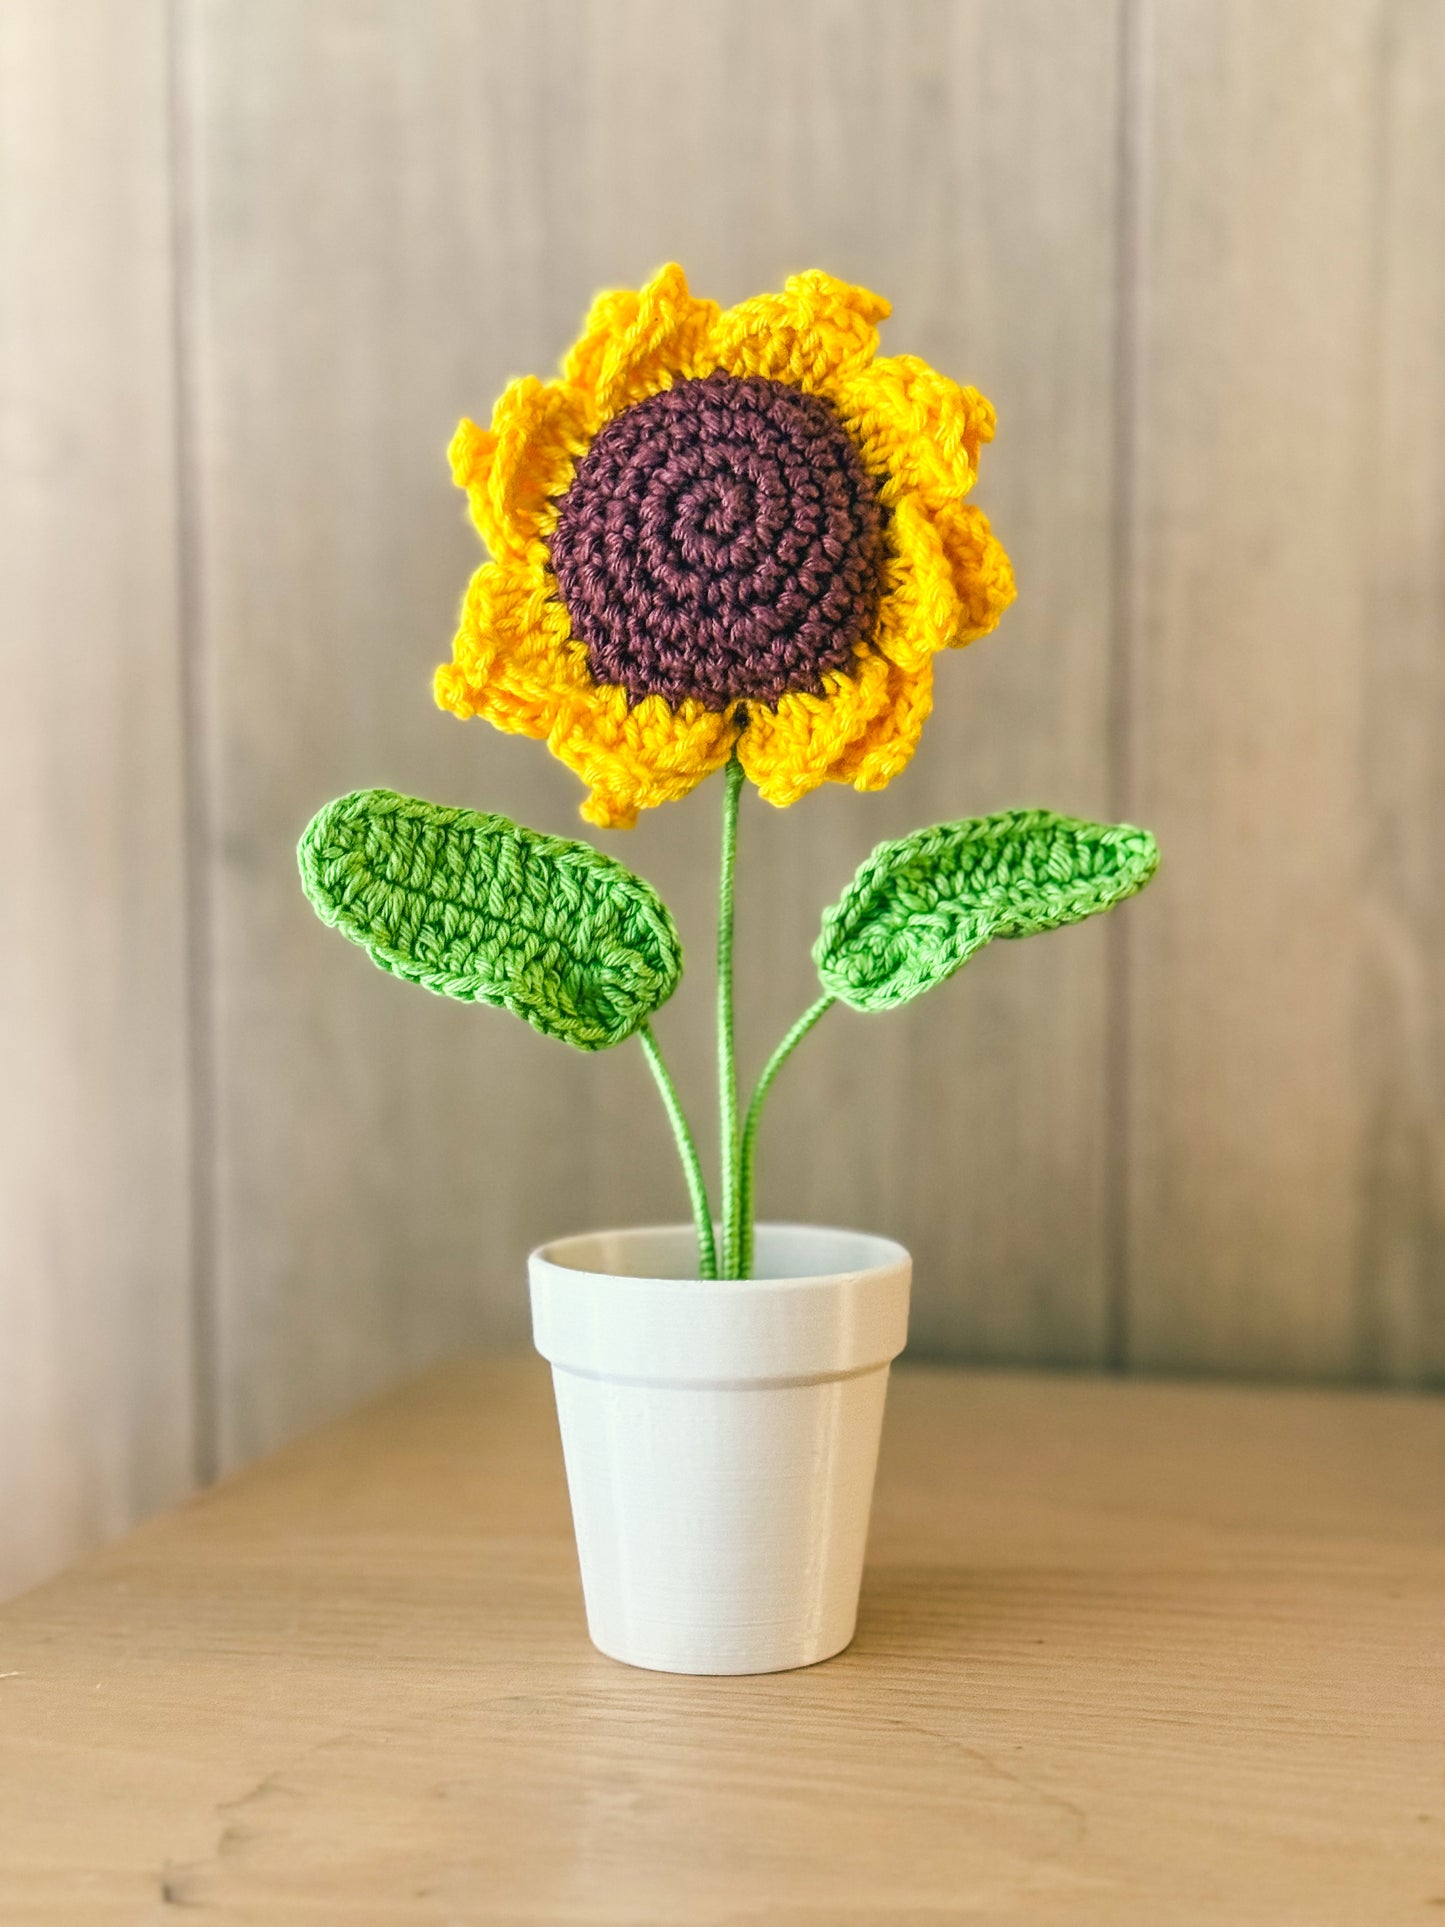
[[717, 754, 745, 1277], [638, 1023, 718, 1280], [736, 993, 835, 1278]]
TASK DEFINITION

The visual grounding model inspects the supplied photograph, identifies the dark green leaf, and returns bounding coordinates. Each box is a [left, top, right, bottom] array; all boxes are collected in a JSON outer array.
[[815, 808, 1159, 1013], [298, 789, 681, 1050]]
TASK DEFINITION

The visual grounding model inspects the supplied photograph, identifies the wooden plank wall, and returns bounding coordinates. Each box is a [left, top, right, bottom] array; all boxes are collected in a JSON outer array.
[[1126, 0, 1445, 1382], [3, 0, 1442, 1595], [0, 0, 197, 1589]]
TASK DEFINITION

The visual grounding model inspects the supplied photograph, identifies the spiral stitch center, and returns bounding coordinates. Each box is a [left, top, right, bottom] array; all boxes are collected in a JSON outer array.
[[550, 372, 886, 711]]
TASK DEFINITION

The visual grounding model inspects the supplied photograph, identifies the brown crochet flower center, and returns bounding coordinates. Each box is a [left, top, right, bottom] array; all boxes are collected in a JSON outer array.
[[550, 372, 885, 711]]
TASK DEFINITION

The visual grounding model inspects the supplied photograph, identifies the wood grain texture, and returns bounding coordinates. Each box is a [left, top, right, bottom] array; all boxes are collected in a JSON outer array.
[[0, 1, 195, 1595], [1, 1358, 1441, 1923], [1355, 0, 1445, 1385], [183, 0, 1126, 1473], [1122, 0, 1445, 1377]]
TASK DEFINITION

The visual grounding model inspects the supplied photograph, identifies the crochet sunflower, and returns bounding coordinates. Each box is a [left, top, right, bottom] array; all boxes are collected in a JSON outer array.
[[434, 264, 1015, 828], [299, 267, 1158, 1283]]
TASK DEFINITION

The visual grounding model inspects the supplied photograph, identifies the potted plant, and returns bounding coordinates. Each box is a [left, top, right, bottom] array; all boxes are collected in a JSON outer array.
[[299, 266, 1158, 1675]]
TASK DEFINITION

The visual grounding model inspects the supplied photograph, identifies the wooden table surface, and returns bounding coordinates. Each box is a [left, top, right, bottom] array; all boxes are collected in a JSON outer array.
[[2, 1359, 1442, 1924]]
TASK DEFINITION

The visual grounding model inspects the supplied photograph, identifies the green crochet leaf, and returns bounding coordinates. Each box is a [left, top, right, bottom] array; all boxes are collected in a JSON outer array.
[[297, 789, 682, 1050], [815, 808, 1159, 1014]]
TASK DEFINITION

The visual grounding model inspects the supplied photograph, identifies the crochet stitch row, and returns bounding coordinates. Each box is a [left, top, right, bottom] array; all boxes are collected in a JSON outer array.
[[434, 264, 1016, 827], [298, 789, 682, 1049], [551, 371, 885, 710], [295, 267, 1163, 1288], [816, 809, 1161, 1012]]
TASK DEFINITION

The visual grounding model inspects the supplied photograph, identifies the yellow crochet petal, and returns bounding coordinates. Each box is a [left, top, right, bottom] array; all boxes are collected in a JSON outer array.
[[449, 377, 590, 557], [440, 269, 1015, 819], [933, 499, 1018, 644], [432, 542, 738, 828], [562, 262, 720, 422], [836, 356, 996, 511], [434, 557, 589, 740], [828, 655, 934, 791], [446, 416, 498, 513], [548, 685, 739, 829], [561, 285, 641, 393], [700, 271, 889, 393], [872, 495, 963, 672], [736, 647, 898, 807]]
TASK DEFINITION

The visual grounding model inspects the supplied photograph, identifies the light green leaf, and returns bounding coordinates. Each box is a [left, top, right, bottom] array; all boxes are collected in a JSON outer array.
[[297, 788, 682, 1050], [815, 808, 1159, 1013]]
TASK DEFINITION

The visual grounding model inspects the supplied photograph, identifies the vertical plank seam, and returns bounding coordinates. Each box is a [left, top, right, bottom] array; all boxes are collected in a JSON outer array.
[[1103, 0, 1152, 1374], [166, 0, 219, 1486], [1352, 0, 1417, 1387]]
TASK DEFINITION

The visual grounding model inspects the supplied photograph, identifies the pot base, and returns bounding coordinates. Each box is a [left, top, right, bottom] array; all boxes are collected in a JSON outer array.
[[587, 1627, 858, 1677]]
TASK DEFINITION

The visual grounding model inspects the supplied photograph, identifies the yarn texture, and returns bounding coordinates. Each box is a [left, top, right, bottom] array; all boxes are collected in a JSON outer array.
[[297, 788, 681, 1049], [551, 372, 885, 710], [815, 809, 1161, 1013], [293, 266, 1162, 1284], [435, 263, 1015, 828]]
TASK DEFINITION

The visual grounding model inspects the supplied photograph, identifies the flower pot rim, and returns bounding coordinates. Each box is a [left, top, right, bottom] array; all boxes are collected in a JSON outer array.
[[529, 1223, 911, 1386], [531, 1220, 910, 1289]]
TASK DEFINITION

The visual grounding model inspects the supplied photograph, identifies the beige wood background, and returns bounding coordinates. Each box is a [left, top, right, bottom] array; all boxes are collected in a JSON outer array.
[[4, 0, 1443, 1596]]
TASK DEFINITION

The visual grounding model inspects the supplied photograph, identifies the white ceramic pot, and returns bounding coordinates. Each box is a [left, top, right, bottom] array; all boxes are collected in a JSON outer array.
[[528, 1223, 911, 1676]]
